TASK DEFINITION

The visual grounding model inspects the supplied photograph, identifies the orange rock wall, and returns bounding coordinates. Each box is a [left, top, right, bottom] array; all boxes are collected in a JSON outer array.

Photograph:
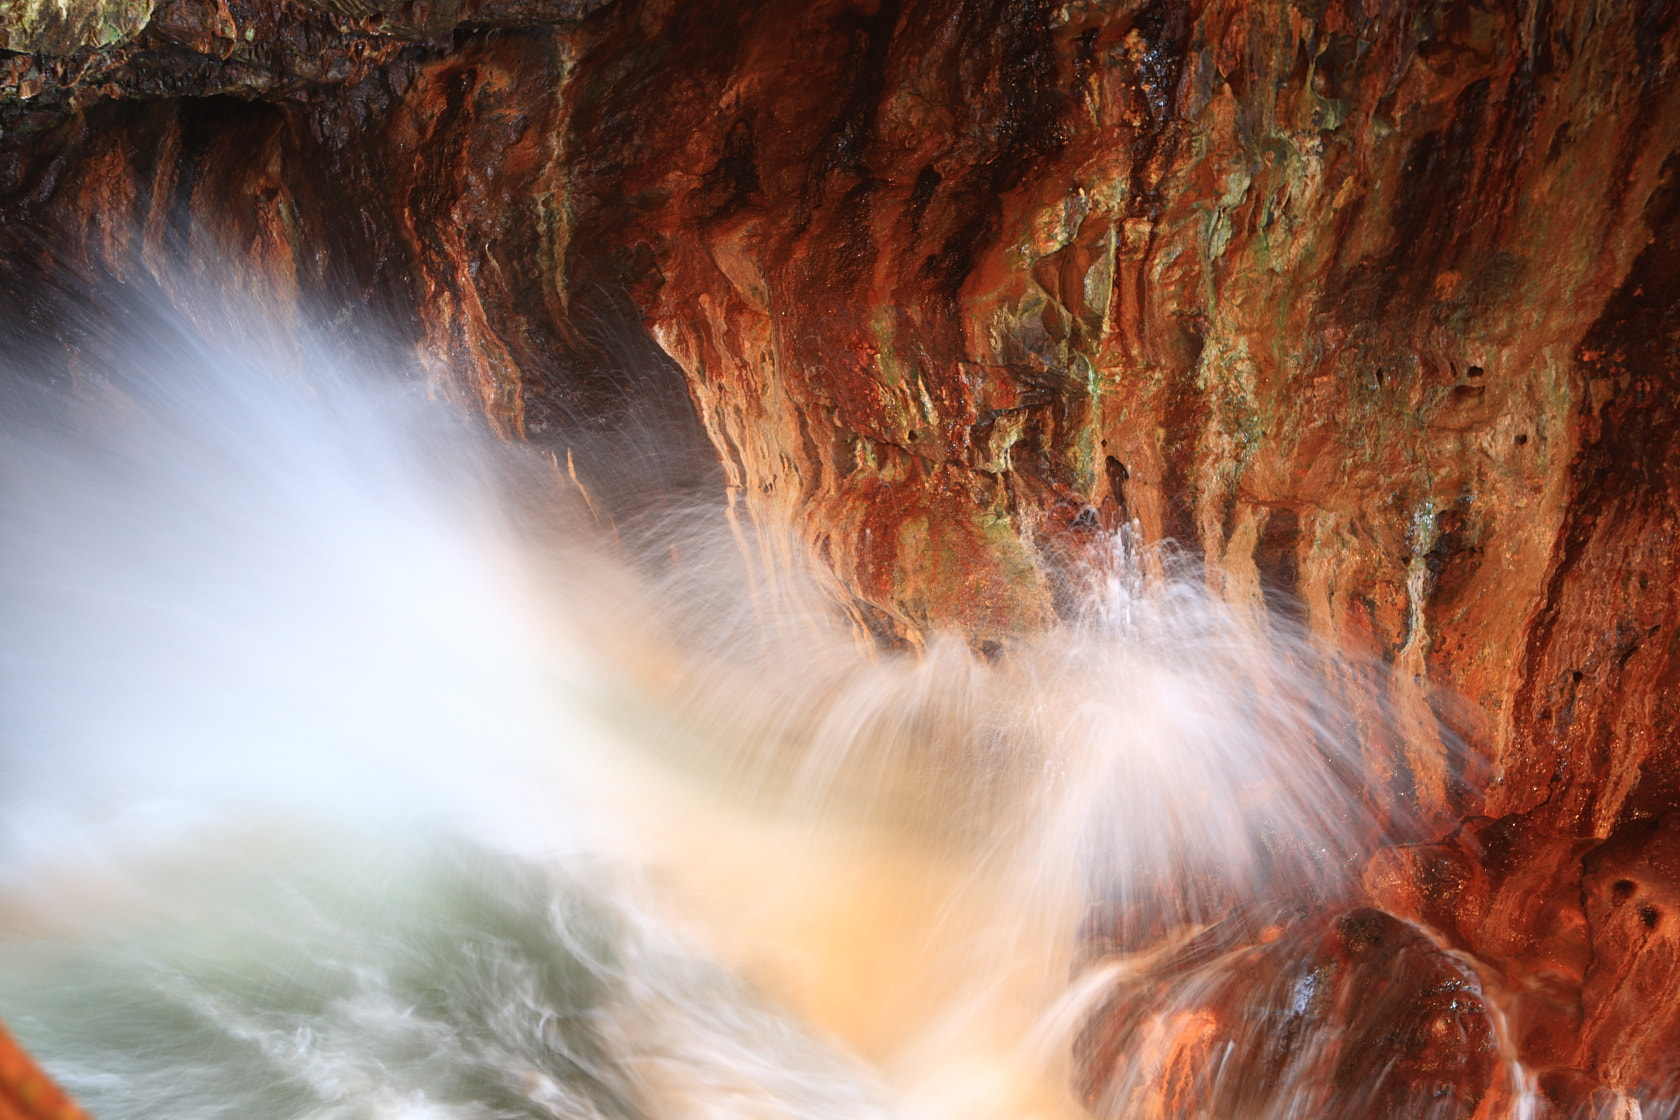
[[565, 0, 1680, 825], [0, 1022, 87, 1120]]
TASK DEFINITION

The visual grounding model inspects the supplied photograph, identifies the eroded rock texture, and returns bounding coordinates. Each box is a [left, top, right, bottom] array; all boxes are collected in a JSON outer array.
[[4, 0, 1680, 1115]]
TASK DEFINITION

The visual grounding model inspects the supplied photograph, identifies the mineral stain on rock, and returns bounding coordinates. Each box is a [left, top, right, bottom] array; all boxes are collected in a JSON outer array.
[[4, 0, 1680, 1115]]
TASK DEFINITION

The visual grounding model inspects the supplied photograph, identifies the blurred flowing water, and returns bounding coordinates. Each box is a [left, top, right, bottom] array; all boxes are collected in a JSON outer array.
[[0, 296, 1465, 1120]]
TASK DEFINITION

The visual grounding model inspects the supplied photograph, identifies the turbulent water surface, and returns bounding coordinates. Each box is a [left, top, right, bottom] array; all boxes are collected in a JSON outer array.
[[0, 293, 1466, 1119]]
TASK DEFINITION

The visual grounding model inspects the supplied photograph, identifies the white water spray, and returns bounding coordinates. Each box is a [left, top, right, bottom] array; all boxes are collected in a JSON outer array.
[[0, 291, 1464, 1120]]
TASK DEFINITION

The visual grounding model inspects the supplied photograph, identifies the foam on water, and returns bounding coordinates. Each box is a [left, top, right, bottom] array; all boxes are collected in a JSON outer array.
[[0, 291, 1445, 1119]]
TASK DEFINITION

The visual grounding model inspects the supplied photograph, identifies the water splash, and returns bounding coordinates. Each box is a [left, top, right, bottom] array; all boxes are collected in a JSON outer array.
[[0, 290, 1498, 1119]]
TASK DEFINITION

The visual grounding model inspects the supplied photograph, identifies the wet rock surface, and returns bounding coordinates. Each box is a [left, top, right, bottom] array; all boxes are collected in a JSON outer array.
[[1076, 907, 1506, 1120], [4, 0, 1680, 1115]]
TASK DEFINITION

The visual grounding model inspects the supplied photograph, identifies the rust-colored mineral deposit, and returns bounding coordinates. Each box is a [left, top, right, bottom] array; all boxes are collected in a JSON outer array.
[[3, 0, 1680, 1115]]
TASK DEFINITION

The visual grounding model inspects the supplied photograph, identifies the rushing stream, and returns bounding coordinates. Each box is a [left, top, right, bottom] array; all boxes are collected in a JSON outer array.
[[0, 294, 1465, 1119]]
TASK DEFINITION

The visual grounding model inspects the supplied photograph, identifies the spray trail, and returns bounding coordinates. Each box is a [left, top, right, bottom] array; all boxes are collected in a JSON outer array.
[[0, 290, 1494, 1119]]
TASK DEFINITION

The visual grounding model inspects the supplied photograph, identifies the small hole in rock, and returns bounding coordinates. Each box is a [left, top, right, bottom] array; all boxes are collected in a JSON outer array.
[[1467, 365, 1484, 379], [1516, 433, 1528, 446], [1640, 904, 1660, 930], [1613, 879, 1637, 902]]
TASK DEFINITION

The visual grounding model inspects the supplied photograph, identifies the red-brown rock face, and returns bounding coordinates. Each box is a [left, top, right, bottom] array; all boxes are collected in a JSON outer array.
[[4, 0, 1680, 1115], [0, 1018, 88, 1120], [1076, 907, 1510, 1119]]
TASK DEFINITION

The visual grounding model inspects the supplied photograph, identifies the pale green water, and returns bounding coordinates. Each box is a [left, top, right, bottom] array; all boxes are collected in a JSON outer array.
[[0, 832, 884, 1120]]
